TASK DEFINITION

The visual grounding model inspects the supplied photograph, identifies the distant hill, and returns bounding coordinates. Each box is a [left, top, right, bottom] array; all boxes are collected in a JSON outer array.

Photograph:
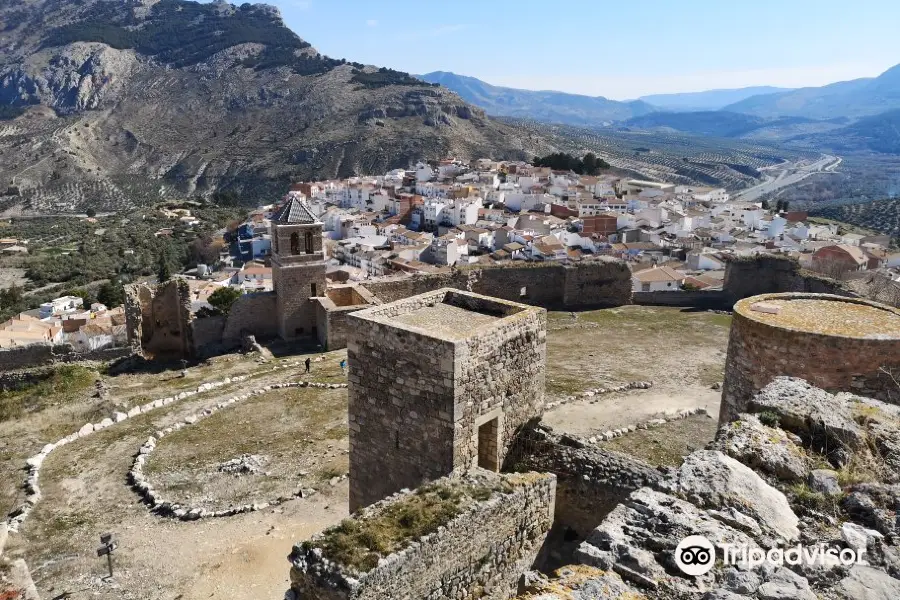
[[638, 87, 793, 111], [724, 64, 900, 119], [795, 109, 900, 154], [624, 111, 846, 141], [418, 71, 656, 126]]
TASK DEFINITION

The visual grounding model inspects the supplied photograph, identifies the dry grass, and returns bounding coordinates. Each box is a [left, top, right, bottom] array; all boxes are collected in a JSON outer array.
[[145, 386, 348, 508], [0, 365, 97, 422], [306, 479, 514, 572], [600, 414, 719, 467], [545, 306, 731, 396]]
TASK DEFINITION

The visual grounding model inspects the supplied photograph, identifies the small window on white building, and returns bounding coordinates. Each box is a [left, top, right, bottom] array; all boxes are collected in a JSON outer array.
[[520, 287, 527, 298]]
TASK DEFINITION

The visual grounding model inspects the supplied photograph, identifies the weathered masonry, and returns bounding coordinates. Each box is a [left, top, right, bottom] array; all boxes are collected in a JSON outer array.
[[123, 278, 193, 359], [270, 195, 328, 340], [721, 292, 900, 422], [346, 289, 547, 511], [289, 471, 556, 600]]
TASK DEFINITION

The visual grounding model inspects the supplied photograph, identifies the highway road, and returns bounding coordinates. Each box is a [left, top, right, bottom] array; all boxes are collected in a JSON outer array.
[[733, 154, 841, 202]]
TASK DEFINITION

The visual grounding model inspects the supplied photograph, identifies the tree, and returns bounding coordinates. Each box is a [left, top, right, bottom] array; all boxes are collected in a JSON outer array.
[[207, 287, 242, 315], [0, 285, 23, 309], [782, 200, 790, 212], [156, 252, 172, 283], [761, 200, 770, 210], [97, 281, 125, 308], [65, 288, 92, 305], [86, 208, 97, 218]]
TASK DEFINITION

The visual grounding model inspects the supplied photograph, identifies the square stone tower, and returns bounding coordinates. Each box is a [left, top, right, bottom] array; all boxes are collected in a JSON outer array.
[[346, 288, 547, 511], [271, 196, 327, 340]]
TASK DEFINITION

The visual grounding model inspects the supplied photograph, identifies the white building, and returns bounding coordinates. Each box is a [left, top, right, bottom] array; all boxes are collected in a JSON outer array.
[[632, 266, 685, 292], [39, 296, 84, 319]]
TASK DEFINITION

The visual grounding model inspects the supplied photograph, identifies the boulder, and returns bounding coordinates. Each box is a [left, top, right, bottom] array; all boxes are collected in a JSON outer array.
[[713, 415, 809, 481], [576, 487, 759, 594], [78, 422, 94, 436], [808, 469, 842, 496], [668, 450, 800, 542], [841, 522, 883, 553], [836, 565, 900, 600], [756, 567, 816, 600], [747, 378, 867, 457], [722, 567, 761, 595]]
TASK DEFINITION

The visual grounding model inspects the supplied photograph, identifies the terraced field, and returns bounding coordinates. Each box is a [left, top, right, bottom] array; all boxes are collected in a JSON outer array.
[[811, 198, 900, 236]]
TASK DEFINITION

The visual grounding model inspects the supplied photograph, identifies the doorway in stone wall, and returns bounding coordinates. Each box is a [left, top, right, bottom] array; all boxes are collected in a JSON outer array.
[[477, 417, 500, 471]]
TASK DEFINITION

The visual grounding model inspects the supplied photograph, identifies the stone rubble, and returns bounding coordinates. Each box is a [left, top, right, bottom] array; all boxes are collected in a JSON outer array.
[[218, 454, 270, 476]]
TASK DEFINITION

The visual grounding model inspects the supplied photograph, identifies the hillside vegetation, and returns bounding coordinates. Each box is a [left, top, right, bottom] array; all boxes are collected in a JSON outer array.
[[811, 198, 900, 237]]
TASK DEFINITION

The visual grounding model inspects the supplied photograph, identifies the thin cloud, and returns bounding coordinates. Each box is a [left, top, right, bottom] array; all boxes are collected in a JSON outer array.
[[366, 19, 379, 27], [285, 0, 312, 9]]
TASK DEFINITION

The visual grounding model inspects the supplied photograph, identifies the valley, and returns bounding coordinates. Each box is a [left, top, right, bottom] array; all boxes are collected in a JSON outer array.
[[732, 153, 842, 202]]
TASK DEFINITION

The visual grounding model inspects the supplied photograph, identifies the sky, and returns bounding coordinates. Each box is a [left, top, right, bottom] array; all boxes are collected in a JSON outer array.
[[214, 0, 900, 99]]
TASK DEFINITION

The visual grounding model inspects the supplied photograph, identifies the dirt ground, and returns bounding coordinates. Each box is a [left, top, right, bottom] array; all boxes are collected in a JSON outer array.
[[1, 305, 733, 599], [543, 306, 731, 460], [2, 349, 350, 600], [0, 266, 28, 290]]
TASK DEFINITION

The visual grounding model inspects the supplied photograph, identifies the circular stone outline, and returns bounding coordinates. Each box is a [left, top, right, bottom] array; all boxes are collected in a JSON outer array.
[[129, 380, 348, 521]]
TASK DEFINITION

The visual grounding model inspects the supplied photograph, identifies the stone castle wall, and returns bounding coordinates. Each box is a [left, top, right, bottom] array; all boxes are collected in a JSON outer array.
[[721, 293, 900, 422], [722, 254, 853, 303], [289, 471, 556, 600], [123, 279, 193, 358], [505, 422, 663, 539], [314, 303, 365, 351], [451, 299, 547, 473], [633, 289, 731, 309], [359, 260, 632, 310], [222, 292, 279, 342]]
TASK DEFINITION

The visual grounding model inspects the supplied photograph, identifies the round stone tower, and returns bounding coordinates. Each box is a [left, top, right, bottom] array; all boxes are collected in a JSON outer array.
[[720, 293, 900, 423]]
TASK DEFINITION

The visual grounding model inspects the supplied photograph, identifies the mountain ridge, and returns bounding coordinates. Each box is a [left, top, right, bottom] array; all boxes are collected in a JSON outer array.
[[723, 65, 900, 119], [0, 0, 549, 213], [418, 71, 656, 126], [637, 86, 794, 111]]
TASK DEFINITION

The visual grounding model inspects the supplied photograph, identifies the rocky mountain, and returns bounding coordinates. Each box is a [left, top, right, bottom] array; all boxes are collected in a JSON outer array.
[[724, 64, 900, 119], [638, 86, 793, 111], [418, 71, 656, 126], [0, 0, 550, 213]]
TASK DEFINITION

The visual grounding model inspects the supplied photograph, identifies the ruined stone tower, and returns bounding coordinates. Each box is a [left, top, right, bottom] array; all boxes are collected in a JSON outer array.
[[346, 288, 547, 511], [271, 196, 327, 340]]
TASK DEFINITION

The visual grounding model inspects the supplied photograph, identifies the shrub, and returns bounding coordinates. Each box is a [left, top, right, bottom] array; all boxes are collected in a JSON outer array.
[[758, 411, 780, 428]]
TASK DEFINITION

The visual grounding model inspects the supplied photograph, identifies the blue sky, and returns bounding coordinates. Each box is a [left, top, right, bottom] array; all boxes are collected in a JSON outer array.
[[217, 0, 899, 99]]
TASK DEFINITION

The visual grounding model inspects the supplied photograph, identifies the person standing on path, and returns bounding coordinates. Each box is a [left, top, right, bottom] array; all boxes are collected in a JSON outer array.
[[340, 359, 346, 375], [305, 357, 311, 374]]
